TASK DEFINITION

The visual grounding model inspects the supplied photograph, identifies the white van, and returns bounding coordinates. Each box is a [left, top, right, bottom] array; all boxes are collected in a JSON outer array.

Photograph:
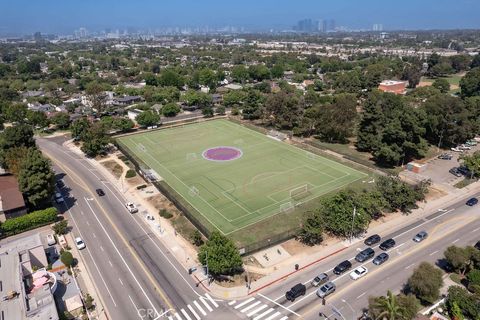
[[46, 234, 57, 246]]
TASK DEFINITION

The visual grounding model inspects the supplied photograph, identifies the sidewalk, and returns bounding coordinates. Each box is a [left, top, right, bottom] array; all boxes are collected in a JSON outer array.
[[64, 138, 480, 300]]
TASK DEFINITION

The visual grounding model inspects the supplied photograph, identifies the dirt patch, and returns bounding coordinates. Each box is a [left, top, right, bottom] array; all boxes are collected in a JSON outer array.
[[425, 185, 448, 201], [213, 272, 263, 288], [126, 175, 144, 185], [417, 81, 433, 87], [101, 160, 124, 179]]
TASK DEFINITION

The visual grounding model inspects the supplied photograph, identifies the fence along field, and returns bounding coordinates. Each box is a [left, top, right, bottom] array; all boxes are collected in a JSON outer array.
[[117, 119, 367, 250]]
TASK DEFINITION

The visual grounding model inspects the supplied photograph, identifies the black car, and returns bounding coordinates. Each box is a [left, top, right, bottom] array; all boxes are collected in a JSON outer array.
[[458, 166, 472, 176], [438, 153, 453, 160], [466, 197, 478, 206], [449, 167, 463, 177], [333, 260, 352, 275], [96, 188, 105, 196], [475, 241, 480, 250], [355, 248, 375, 262], [364, 234, 381, 246], [373, 253, 389, 265], [379, 239, 396, 251], [285, 283, 306, 302]]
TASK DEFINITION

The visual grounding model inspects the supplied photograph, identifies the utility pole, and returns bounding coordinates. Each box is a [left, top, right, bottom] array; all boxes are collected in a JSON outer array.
[[350, 206, 356, 243]]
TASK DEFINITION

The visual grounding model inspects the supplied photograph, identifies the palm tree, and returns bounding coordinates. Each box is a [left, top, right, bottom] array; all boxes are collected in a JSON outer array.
[[370, 291, 406, 320]]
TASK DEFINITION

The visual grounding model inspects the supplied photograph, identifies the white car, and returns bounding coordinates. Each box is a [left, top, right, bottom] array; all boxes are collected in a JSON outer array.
[[75, 237, 86, 250], [459, 144, 471, 150], [451, 147, 463, 152], [46, 234, 57, 246], [54, 192, 65, 203], [350, 266, 368, 280], [125, 202, 138, 213]]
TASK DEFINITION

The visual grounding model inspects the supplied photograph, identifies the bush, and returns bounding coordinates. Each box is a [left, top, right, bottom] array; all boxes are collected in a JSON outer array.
[[136, 184, 147, 190], [125, 169, 136, 178], [190, 230, 204, 246], [450, 273, 462, 284], [60, 251, 74, 268], [0, 207, 58, 236], [52, 220, 68, 235], [159, 209, 173, 219], [84, 293, 95, 310]]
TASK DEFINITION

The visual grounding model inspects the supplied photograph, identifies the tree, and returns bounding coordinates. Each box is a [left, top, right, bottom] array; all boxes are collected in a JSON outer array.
[[51, 112, 71, 129], [270, 64, 284, 78], [248, 65, 271, 81], [80, 122, 109, 157], [52, 220, 68, 235], [198, 68, 217, 89], [471, 54, 480, 69], [60, 251, 74, 268], [4, 146, 29, 176], [197, 231, 243, 276], [460, 151, 480, 178], [368, 291, 406, 320], [297, 210, 324, 246], [406, 262, 443, 304], [26, 110, 49, 128], [264, 92, 303, 130], [18, 148, 55, 209], [190, 230, 204, 246], [158, 69, 184, 89], [85, 82, 107, 113], [70, 118, 91, 140], [112, 117, 134, 132], [396, 294, 421, 320], [446, 286, 480, 319], [181, 90, 212, 108], [231, 65, 249, 83], [432, 78, 450, 93], [0, 124, 35, 166], [161, 103, 181, 117], [460, 67, 480, 98], [375, 176, 428, 214], [430, 62, 454, 77], [136, 110, 160, 127], [202, 107, 214, 118], [401, 65, 422, 88]]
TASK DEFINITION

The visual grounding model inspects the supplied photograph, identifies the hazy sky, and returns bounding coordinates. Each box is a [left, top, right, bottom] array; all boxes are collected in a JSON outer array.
[[1, 0, 480, 35]]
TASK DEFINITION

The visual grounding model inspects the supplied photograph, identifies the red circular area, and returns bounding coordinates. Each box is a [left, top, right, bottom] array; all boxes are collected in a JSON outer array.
[[202, 146, 243, 162]]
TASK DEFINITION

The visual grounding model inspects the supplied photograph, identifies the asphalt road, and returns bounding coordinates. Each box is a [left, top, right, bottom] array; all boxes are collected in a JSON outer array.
[[38, 137, 237, 320], [250, 193, 480, 320]]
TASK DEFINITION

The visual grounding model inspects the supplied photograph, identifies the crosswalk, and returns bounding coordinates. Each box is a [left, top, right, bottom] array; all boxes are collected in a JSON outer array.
[[167, 294, 219, 320], [228, 297, 289, 320]]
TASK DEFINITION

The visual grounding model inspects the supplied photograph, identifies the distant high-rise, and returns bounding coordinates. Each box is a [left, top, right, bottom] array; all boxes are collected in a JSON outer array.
[[328, 19, 336, 32], [373, 24, 383, 31], [321, 19, 336, 32], [295, 18, 316, 32]]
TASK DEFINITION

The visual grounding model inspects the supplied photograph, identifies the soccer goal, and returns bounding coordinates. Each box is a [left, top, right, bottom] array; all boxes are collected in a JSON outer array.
[[189, 186, 199, 197], [280, 201, 294, 213], [289, 184, 310, 200], [186, 153, 197, 161]]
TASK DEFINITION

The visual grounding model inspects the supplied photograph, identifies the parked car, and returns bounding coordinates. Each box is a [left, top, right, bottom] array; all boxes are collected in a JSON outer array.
[[413, 231, 428, 242], [373, 253, 389, 265], [285, 283, 306, 302], [96, 188, 105, 196], [466, 197, 478, 206], [311, 273, 329, 287], [458, 166, 472, 176], [449, 167, 463, 177], [333, 260, 352, 275], [474, 241, 480, 250], [466, 140, 477, 146], [125, 202, 138, 213], [46, 234, 57, 246], [379, 239, 396, 251], [438, 153, 453, 160], [75, 237, 86, 250], [316, 282, 336, 298], [54, 192, 65, 203], [459, 144, 472, 150], [350, 266, 368, 280], [451, 147, 463, 152], [355, 248, 375, 262], [364, 234, 381, 246]]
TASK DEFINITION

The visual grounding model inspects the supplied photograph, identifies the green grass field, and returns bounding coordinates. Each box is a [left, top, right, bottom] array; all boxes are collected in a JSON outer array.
[[117, 119, 367, 236]]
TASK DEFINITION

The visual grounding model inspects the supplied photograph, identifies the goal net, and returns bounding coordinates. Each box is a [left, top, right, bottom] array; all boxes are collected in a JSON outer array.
[[189, 186, 199, 197], [186, 153, 197, 161], [289, 184, 310, 200], [280, 201, 294, 213]]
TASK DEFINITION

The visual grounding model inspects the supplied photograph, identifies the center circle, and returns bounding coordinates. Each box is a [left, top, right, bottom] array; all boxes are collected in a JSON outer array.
[[202, 146, 243, 162]]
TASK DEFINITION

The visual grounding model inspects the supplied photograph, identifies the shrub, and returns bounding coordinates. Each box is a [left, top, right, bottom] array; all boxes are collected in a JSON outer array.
[[136, 184, 147, 190], [467, 269, 480, 286], [159, 209, 173, 219], [450, 273, 462, 284], [0, 207, 58, 236], [60, 251, 74, 268], [52, 220, 68, 235], [84, 293, 94, 310], [190, 230, 204, 246], [125, 169, 136, 178]]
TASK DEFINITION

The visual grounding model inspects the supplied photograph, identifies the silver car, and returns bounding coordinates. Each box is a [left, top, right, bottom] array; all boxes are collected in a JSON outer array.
[[413, 231, 428, 242], [316, 282, 336, 298], [311, 273, 329, 287]]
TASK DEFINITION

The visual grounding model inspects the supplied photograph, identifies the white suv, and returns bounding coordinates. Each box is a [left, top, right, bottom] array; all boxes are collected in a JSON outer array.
[[125, 202, 138, 213]]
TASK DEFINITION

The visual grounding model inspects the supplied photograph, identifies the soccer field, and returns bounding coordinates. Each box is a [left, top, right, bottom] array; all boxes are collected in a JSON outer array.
[[117, 119, 367, 235]]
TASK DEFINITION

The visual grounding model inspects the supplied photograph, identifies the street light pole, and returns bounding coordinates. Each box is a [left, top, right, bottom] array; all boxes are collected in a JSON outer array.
[[341, 299, 355, 320], [350, 206, 356, 243]]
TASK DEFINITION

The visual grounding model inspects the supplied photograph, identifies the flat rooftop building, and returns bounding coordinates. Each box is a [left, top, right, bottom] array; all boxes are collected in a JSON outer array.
[[378, 80, 407, 95]]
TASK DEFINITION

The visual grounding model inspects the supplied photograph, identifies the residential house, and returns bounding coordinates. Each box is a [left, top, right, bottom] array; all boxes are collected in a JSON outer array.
[[0, 174, 27, 222], [114, 95, 142, 106], [212, 94, 223, 105]]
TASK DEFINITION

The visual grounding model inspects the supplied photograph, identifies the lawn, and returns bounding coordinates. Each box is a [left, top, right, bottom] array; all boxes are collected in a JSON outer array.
[[117, 119, 368, 246]]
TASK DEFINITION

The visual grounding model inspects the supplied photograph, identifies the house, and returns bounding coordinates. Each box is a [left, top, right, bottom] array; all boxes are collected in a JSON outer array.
[[114, 95, 142, 106], [127, 109, 143, 121], [27, 103, 55, 113], [378, 80, 407, 95], [22, 90, 45, 98], [0, 174, 27, 222], [224, 83, 243, 91], [302, 80, 314, 88], [0, 233, 59, 320], [212, 94, 223, 105]]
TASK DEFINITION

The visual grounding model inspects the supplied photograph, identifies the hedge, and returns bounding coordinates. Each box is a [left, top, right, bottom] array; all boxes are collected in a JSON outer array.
[[1, 207, 58, 236], [125, 169, 136, 178]]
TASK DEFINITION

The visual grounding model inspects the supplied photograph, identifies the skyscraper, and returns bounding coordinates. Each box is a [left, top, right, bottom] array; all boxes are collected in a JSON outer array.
[[373, 24, 383, 31]]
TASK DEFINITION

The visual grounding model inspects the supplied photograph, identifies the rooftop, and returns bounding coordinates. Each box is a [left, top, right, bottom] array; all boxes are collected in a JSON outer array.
[[0, 174, 26, 212]]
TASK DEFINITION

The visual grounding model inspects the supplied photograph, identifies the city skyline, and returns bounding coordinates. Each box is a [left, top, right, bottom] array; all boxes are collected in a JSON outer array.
[[1, 0, 480, 36]]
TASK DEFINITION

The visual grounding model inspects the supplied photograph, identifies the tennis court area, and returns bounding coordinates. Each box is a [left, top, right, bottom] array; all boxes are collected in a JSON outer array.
[[117, 119, 367, 236]]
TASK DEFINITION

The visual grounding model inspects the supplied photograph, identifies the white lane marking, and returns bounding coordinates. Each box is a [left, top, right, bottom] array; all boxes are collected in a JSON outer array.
[[100, 246, 104, 252], [228, 300, 237, 306], [235, 297, 255, 309], [81, 211, 84, 215], [278, 317, 289, 320], [86, 221, 90, 226], [429, 250, 439, 256], [247, 304, 268, 317], [181, 308, 193, 320], [108, 260, 113, 266], [241, 300, 262, 313], [405, 263, 415, 270], [472, 227, 480, 233], [92, 233, 96, 238], [357, 292, 366, 299], [187, 304, 201, 320], [264, 311, 282, 320], [128, 295, 143, 319], [193, 300, 206, 316], [119, 278, 124, 286], [205, 294, 219, 308], [199, 296, 213, 312], [83, 197, 159, 315], [253, 308, 275, 320], [174, 313, 182, 320], [168, 316, 173, 320], [258, 293, 300, 316], [453, 238, 460, 244], [64, 201, 117, 307]]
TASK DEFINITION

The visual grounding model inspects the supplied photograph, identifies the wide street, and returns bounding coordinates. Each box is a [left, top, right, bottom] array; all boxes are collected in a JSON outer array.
[[38, 136, 237, 320], [39, 135, 480, 320]]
